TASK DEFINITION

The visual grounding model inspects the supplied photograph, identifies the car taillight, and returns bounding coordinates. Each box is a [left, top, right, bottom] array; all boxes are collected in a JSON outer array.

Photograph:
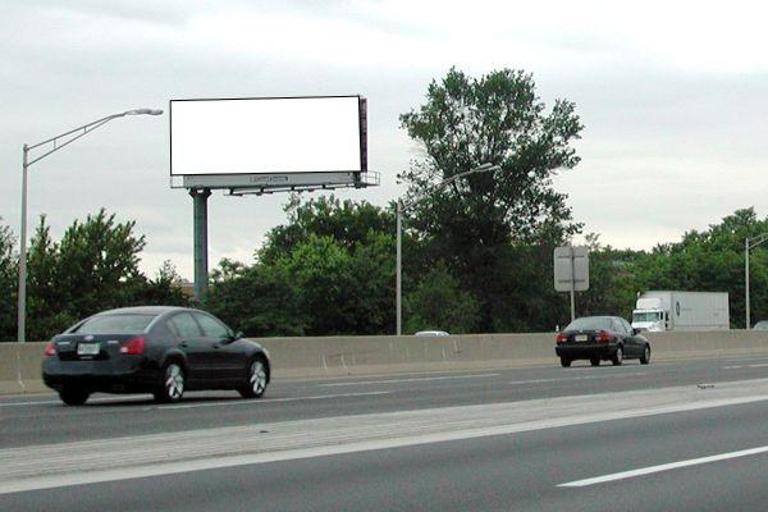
[[556, 333, 568, 343], [120, 336, 145, 355], [596, 330, 612, 343], [44, 341, 56, 357]]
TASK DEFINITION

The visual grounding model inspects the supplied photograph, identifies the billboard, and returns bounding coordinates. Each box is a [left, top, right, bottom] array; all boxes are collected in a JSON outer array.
[[170, 95, 367, 178]]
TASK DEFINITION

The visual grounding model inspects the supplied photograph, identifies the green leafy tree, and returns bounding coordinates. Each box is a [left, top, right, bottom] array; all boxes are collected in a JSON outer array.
[[207, 259, 305, 337], [55, 208, 147, 319], [209, 195, 398, 336], [576, 233, 641, 322], [25, 216, 75, 340], [277, 234, 357, 335], [260, 195, 395, 264], [404, 261, 480, 334], [21, 209, 152, 339], [137, 260, 190, 307], [400, 67, 584, 331], [0, 218, 17, 341]]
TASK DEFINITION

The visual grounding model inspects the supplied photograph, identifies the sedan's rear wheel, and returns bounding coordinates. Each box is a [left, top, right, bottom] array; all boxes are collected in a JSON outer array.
[[560, 357, 572, 368], [640, 345, 651, 365], [59, 387, 90, 406], [154, 362, 185, 403], [612, 346, 624, 366], [239, 358, 268, 398]]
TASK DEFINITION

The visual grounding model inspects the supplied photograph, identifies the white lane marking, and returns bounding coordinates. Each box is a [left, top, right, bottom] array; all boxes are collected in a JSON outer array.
[[509, 373, 648, 385], [156, 391, 391, 410], [0, 396, 149, 408], [5, 394, 768, 495], [720, 355, 768, 362], [320, 373, 500, 387], [559, 446, 768, 487], [724, 363, 768, 370]]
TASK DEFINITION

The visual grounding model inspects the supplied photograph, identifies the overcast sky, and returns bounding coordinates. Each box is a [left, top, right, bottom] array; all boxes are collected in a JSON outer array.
[[2, 0, 767, 280]]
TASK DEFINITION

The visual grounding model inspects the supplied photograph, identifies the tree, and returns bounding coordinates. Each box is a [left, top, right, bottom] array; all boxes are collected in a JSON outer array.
[[577, 233, 641, 322], [0, 218, 17, 341], [207, 259, 305, 337], [207, 195, 398, 336], [25, 216, 74, 340], [399, 67, 584, 331], [404, 261, 480, 334], [260, 194, 395, 264], [137, 260, 190, 307], [20, 209, 153, 340], [55, 208, 147, 318]]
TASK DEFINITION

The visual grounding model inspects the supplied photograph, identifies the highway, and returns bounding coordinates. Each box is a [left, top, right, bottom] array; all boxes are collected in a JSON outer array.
[[3, 354, 768, 510]]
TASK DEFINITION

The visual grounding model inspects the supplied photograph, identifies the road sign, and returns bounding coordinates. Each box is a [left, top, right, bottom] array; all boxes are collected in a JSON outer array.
[[554, 246, 589, 292], [554, 246, 589, 323]]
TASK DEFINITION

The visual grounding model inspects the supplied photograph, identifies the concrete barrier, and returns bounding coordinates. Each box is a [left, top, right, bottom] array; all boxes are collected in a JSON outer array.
[[5, 330, 768, 394]]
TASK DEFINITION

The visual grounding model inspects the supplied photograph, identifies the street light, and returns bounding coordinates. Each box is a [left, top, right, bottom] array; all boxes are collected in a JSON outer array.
[[745, 233, 768, 330], [396, 162, 500, 335], [17, 108, 163, 342]]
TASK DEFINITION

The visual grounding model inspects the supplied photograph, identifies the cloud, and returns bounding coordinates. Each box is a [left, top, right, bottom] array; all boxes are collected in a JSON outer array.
[[2, 0, 768, 280]]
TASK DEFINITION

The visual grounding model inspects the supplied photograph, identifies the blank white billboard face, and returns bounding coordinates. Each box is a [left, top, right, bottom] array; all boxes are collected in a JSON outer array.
[[171, 96, 363, 175]]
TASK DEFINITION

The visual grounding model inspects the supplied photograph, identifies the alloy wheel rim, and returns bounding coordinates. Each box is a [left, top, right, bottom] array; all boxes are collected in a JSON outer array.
[[616, 347, 623, 362], [250, 361, 267, 394], [166, 364, 184, 399], [645, 347, 650, 360]]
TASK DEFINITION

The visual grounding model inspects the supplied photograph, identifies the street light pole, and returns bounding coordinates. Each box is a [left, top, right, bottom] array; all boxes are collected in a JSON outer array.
[[16, 108, 163, 342], [745, 233, 768, 331], [395, 163, 500, 335], [17, 145, 29, 345]]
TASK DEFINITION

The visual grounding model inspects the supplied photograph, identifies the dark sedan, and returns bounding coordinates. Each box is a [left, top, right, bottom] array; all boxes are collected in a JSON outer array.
[[42, 306, 271, 405], [555, 315, 650, 367]]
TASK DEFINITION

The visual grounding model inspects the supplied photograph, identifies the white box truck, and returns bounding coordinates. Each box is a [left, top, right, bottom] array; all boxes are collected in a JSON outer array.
[[631, 291, 729, 332]]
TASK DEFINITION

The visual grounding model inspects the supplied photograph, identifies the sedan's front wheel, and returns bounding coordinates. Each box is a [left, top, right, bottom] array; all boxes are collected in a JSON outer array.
[[239, 358, 268, 398], [154, 362, 185, 403]]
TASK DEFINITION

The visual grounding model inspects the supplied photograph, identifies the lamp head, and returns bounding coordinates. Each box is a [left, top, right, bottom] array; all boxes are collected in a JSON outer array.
[[124, 108, 164, 116]]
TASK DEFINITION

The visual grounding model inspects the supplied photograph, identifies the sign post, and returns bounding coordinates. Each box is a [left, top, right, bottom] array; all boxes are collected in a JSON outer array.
[[554, 246, 590, 323]]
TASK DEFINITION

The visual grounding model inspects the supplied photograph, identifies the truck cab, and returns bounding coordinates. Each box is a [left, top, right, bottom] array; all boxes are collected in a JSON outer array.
[[631, 309, 667, 332], [631, 296, 669, 332]]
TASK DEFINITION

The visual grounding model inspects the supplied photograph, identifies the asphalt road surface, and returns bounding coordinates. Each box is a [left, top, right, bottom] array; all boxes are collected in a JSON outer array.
[[3, 354, 768, 511]]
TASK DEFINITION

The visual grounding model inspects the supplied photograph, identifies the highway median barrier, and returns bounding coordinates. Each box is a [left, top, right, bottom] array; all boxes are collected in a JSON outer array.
[[4, 330, 768, 394]]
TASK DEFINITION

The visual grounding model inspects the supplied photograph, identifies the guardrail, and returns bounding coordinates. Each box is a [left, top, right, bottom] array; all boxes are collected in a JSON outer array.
[[4, 330, 768, 394]]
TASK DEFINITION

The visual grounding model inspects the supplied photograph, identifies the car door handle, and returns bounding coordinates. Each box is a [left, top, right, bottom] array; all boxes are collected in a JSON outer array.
[[179, 342, 188, 348]]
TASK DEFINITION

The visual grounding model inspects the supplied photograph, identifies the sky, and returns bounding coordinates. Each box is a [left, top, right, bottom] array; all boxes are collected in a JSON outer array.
[[2, 0, 767, 280]]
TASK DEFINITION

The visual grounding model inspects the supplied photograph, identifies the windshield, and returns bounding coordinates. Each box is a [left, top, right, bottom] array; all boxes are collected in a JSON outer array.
[[70, 314, 156, 335], [564, 317, 613, 331], [633, 311, 662, 323]]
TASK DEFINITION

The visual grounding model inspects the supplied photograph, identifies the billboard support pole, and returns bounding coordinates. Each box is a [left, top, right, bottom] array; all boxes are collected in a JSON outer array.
[[190, 188, 211, 302]]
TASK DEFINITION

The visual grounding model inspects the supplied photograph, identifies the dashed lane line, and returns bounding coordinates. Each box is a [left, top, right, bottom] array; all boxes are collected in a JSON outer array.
[[320, 373, 501, 387], [559, 446, 768, 487]]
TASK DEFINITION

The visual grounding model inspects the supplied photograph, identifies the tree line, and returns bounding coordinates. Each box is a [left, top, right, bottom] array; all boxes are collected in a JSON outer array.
[[1, 67, 766, 340]]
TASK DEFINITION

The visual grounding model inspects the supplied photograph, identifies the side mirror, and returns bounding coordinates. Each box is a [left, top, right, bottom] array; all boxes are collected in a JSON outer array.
[[632, 328, 640, 335], [220, 331, 241, 344]]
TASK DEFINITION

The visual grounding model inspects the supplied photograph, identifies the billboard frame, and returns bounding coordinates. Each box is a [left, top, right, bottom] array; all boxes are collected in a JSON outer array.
[[169, 94, 371, 190]]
